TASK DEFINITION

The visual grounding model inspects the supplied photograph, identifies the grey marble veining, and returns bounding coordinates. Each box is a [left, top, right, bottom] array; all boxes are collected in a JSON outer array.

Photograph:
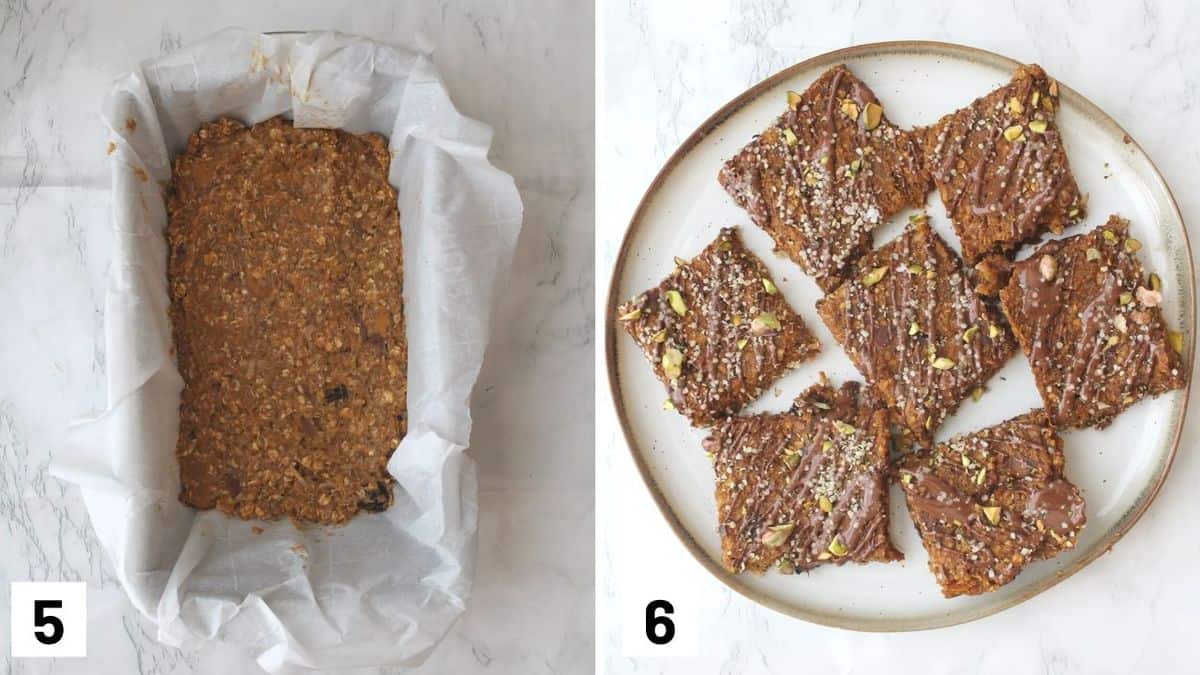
[[599, 0, 1200, 673], [0, 1, 593, 673]]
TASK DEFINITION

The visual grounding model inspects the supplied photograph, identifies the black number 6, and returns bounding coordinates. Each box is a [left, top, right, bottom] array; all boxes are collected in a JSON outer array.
[[33, 600, 64, 645], [645, 599, 675, 645]]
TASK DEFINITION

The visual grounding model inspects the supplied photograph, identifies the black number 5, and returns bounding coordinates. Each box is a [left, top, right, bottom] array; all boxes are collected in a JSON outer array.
[[645, 599, 675, 645], [33, 600, 64, 645]]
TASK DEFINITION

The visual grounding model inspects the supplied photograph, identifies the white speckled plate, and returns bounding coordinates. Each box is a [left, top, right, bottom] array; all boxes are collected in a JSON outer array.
[[605, 42, 1194, 631]]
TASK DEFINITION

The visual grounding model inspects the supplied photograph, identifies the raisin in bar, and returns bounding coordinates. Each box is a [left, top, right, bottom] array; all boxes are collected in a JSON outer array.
[[720, 65, 930, 291], [897, 409, 1085, 598], [922, 64, 1085, 265], [618, 227, 820, 427], [169, 116, 406, 525], [705, 378, 901, 574], [817, 215, 1016, 445], [997, 215, 1187, 428]]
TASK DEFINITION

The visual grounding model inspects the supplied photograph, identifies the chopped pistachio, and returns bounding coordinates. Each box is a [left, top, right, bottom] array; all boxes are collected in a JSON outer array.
[[662, 398, 675, 411], [777, 558, 795, 574], [988, 324, 1002, 339], [804, 171, 818, 187], [1008, 96, 1024, 115], [1169, 331, 1184, 354], [1125, 238, 1142, 253], [1119, 292, 1133, 306], [618, 308, 642, 321], [861, 266, 888, 286], [818, 496, 833, 513], [908, 321, 921, 336], [762, 277, 779, 295], [907, 263, 924, 275], [732, 314, 744, 326], [667, 289, 688, 316], [848, 158, 863, 176], [1107, 334, 1120, 347], [900, 472, 915, 486], [971, 387, 984, 402], [1150, 273, 1162, 292], [840, 99, 859, 119], [736, 337, 749, 350], [662, 348, 684, 379], [961, 454, 974, 469], [982, 505, 1002, 526], [783, 128, 799, 146], [931, 356, 956, 370], [674, 256, 688, 267], [1103, 229, 1119, 245], [908, 212, 929, 226], [827, 535, 848, 557], [1003, 125, 1025, 142], [1028, 119, 1048, 134], [751, 312, 781, 335], [1086, 247, 1101, 262], [1069, 206, 1080, 219], [925, 416, 933, 430], [762, 522, 796, 547], [652, 329, 668, 343], [834, 420, 856, 435], [821, 440, 834, 452], [1048, 79, 1059, 97], [1031, 90, 1041, 108], [817, 551, 832, 561], [787, 90, 802, 109], [863, 102, 883, 130], [962, 325, 979, 342], [783, 450, 802, 469], [974, 466, 987, 485], [1039, 254, 1058, 281]]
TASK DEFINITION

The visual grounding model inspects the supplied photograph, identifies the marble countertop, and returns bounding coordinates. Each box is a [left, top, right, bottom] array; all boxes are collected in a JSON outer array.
[[0, 1, 592, 673], [599, 1, 1200, 673]]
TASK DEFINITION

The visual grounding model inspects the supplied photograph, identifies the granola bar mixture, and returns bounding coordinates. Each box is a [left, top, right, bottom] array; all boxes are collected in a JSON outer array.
[[167, 116, 406, 525]]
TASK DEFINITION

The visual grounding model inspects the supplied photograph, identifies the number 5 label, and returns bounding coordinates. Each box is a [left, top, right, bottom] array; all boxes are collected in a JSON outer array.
[[10, 582, 87, 657]]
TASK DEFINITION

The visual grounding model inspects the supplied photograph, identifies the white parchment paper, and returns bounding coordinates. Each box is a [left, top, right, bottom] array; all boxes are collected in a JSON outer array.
[[51, 28, 522, 673]]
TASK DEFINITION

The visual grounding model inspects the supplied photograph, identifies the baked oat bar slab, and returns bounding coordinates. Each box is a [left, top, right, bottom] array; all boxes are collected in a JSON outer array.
[[618, 227, 820, 427], [168, 116, 407, 525], [922, 64, 1085, 265], [817, 216, 1017, 446], [720, 65, 930, 292], [705, 378, 901, 575], [897, 409, 1085, 598], [997, 215, 1187, 428]]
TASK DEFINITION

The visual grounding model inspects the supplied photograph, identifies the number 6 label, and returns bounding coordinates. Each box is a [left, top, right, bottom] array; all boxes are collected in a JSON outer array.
[[10, 582, 86, 657]]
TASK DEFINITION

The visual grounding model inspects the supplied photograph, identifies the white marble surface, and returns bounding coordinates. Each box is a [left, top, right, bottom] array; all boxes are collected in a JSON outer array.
[[0, 1, 592, 673], [599, 1, 1200, 673]]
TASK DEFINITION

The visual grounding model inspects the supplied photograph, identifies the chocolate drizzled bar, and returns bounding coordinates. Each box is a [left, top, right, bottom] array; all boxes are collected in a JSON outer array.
[[897, 409, 1086, 598], [817, 216, 1016, 445], [998, 215, 1187, 428], [720, 65, 930, 292], [922, 64, 1085, 265], [705, 378, 901, 575], [618, 228, 821, 427]]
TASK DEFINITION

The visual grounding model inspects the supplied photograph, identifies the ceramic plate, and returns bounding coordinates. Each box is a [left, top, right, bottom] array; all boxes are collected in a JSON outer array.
[[605, 41, 1195, 631]]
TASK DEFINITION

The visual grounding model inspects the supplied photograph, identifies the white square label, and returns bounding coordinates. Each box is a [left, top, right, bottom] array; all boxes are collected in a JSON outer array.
[[10, 582, 87, 657]]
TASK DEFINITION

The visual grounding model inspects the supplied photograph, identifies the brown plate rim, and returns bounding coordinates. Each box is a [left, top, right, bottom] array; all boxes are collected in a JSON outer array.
[[603, 39, 1195, 632]]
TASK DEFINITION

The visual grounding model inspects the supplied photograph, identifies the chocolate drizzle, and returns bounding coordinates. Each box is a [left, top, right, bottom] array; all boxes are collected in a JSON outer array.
[[718, 64, 930, 291], [898, 409, 1087, 598], [707, 380, 900, 574], [618, 228, 821, 427], [817, 218, 1016, 443], [999, 216, 1187, 428]]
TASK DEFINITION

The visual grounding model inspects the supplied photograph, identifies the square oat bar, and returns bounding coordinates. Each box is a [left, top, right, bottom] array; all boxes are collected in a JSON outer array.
[[704, 378, 901, 575], [922, 64, 1085, 265], [816, 216, 1016, 445], [618, 228, 821, 427], [997, 216, 1187, 428], [897, 409, 1086, 598], [719, 65, 930, 292]]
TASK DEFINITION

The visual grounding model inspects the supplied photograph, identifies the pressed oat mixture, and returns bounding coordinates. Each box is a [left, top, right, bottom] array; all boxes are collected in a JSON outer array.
[[167, 116, 406, 525]]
